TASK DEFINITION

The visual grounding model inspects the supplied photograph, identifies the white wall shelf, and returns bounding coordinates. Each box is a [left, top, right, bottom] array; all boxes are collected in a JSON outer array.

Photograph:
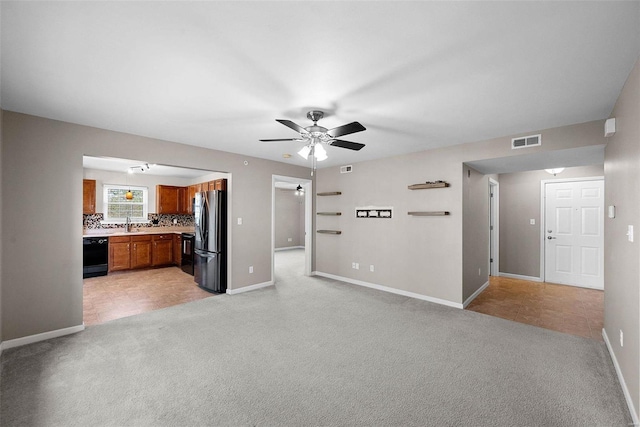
[[408, 182, 449, 190]]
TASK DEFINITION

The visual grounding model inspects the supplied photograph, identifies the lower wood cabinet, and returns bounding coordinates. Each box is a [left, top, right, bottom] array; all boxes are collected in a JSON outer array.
[[173, 234, 182, 266], [131, 235, 152, 269], [152, 234, 174, 267], [108, 233, 178, 272], [109, 236, 131, 272]]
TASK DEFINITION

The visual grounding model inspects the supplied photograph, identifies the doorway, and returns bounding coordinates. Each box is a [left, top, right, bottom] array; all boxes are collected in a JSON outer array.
[[489, 178, 499, 276], [272, 175, 313, 283], [541, 177, 604, 289]]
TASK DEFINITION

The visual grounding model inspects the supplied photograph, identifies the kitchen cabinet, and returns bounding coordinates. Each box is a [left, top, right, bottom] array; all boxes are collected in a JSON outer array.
[[131, 235, 152, 269], [156, 185, 181, 214], [157, 185, 191, 215], [109, 236, 131, 272], [83, 179, 97, 214], [173, 234, 182, 266], [152, 234, 174, 266], [207, 179, 227, 191], [187, 185, 197, 213]]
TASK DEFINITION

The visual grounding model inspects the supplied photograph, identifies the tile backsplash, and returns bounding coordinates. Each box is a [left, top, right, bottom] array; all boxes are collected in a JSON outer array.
[[83, 213, 195, 229]]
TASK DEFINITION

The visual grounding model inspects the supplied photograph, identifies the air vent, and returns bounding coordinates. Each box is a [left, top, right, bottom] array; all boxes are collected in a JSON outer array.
[[511, 134, 541, 149], [340, 165, 353, 174]]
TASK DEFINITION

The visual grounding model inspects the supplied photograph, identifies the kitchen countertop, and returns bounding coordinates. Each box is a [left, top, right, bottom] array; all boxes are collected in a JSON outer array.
[[83, 226, 195, 238]]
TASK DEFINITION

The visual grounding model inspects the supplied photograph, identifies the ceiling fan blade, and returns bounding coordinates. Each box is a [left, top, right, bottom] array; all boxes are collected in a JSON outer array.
[[329, 139, 365, 151], [259, 138, 303, 142], [276, 119, 309, 134], [328, 121, 366, 138]]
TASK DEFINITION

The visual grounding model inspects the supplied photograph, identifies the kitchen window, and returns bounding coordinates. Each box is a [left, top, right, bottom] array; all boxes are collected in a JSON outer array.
[[102, 185, 149, 223]]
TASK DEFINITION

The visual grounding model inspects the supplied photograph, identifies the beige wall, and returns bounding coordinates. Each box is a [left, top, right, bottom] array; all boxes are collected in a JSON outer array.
[[604, 57, 640, 418], [315, 119, 606, 305], [462, 165, 490, 302], [1, 112, 311, 341], [498, 165, 604, 278], [275, 189, 304, 248]]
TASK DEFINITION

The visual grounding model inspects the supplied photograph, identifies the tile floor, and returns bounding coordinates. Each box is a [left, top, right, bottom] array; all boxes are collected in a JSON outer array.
[[83, 267, 214, 326], [466, 276, 604, 341]]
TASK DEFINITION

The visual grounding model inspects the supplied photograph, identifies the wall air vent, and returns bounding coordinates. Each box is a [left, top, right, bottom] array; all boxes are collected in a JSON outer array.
[[511, 134, 541, 149], [340, 165, 353, 174]]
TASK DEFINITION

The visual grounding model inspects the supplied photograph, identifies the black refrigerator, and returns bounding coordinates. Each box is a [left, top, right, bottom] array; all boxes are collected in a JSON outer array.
[[194, 190, 227, 293]]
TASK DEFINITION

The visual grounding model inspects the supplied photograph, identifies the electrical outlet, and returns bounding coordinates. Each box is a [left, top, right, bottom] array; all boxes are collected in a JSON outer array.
[[620, 330, 624, 347], [355, 263, 359, 270], [352, 262, 356, 269], [237, 217, 243, 225], [370, 265, 374, 272], [530, 219, 535, 225], [478, 268, 481, 276], [288, 237, 292, 242], [249, 266, 253, 274]]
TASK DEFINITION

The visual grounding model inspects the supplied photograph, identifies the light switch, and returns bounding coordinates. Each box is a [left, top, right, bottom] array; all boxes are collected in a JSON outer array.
[[627, 225, 634, 242], [237, 217, 243, 225], [608, 205, 616, 219], [530, 219, 535, 225]]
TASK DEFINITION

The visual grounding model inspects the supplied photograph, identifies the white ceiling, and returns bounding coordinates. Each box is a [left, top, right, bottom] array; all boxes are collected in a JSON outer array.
[[2, 2, 639, 170]]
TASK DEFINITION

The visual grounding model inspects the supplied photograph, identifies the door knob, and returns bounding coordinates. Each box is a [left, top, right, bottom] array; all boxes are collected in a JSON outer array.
[[547, 236, 556, 240]]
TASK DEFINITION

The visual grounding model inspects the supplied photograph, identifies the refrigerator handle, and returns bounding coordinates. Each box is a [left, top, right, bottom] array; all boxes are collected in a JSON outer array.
[[202, 192, 209, 244]]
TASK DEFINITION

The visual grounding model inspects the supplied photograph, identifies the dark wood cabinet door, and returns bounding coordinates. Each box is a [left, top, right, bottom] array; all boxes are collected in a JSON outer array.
[[156, 185, 179, 214], [83, 179, 96, 214], [187, 185, 197, 214], [109, 238, 131, 272], [131, 236, 152, 269], [152, 234, 174, 266], [173, 234, 182, 266]]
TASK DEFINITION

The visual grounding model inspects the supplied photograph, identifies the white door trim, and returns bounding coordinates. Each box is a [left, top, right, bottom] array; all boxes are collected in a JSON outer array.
[[271, 175, 313, 283], [489, 178, 499, 276], [539, 175, 604, 284]]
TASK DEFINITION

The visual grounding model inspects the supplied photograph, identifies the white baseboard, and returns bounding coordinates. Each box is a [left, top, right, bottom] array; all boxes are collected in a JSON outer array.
[[313, 271, 463, 309], [226, 280, 274, 295], [463, 281, 490, 308], [1, 324, 85, 351], [498, 272, 543, 282], [274, 246, 304, 252], [603, 328, 639, 426]]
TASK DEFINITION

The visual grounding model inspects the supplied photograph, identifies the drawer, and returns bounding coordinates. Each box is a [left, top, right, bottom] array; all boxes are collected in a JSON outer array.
[[152, 234, 174, 241], [131, 235, 152, 242], [109, 236, 130, 244]]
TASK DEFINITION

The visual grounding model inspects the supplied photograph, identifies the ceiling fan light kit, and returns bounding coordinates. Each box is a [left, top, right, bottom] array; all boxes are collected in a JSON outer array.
[[260, 110, 366, 175]]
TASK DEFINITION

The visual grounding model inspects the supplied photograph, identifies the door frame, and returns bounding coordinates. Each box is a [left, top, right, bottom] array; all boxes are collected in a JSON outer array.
[[489, 178, 499, 276], [539, 175, 604, 284], [271, 175, 313, 282]]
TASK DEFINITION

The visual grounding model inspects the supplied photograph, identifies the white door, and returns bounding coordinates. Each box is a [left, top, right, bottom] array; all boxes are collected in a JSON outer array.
[[544, 180, 604, 289]]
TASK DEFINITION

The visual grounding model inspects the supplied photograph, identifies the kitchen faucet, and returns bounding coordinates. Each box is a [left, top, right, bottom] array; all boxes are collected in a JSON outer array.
[[125, 216, 131, 233]]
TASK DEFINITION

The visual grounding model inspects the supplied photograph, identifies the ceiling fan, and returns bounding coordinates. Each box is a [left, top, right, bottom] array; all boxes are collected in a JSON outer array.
[[260, 110, 366, 174]]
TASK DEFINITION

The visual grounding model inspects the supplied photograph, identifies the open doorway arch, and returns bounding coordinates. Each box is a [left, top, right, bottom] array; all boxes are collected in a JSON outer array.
[[271, 175, 313, 283]]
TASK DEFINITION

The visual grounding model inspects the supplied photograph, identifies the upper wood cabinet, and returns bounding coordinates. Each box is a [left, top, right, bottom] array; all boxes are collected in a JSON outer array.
[[156, 185, 181, 214], [83, 179, 96, 214], [187, 185, 197, 214], [157, 185, 192, 214]]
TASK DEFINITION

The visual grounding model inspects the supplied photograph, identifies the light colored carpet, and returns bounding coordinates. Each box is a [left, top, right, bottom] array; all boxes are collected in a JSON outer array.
[[1, 249, 631, 426]]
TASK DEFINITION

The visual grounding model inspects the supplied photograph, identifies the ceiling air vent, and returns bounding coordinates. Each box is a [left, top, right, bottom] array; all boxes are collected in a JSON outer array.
[[511, 134, 541, 149], [340, 165, 353, 174]]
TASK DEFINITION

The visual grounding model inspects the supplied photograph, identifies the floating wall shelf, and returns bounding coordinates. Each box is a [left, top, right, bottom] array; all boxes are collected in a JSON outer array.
[[317, 191, 342, 196], [408, 211, 450, 216], [408, 182, 450, 190], [317, 212, 342, 216], [317, 230, 342, 235]]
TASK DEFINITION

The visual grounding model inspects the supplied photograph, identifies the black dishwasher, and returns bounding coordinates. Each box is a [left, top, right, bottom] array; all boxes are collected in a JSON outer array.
[[83, 237, 109, 278]]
